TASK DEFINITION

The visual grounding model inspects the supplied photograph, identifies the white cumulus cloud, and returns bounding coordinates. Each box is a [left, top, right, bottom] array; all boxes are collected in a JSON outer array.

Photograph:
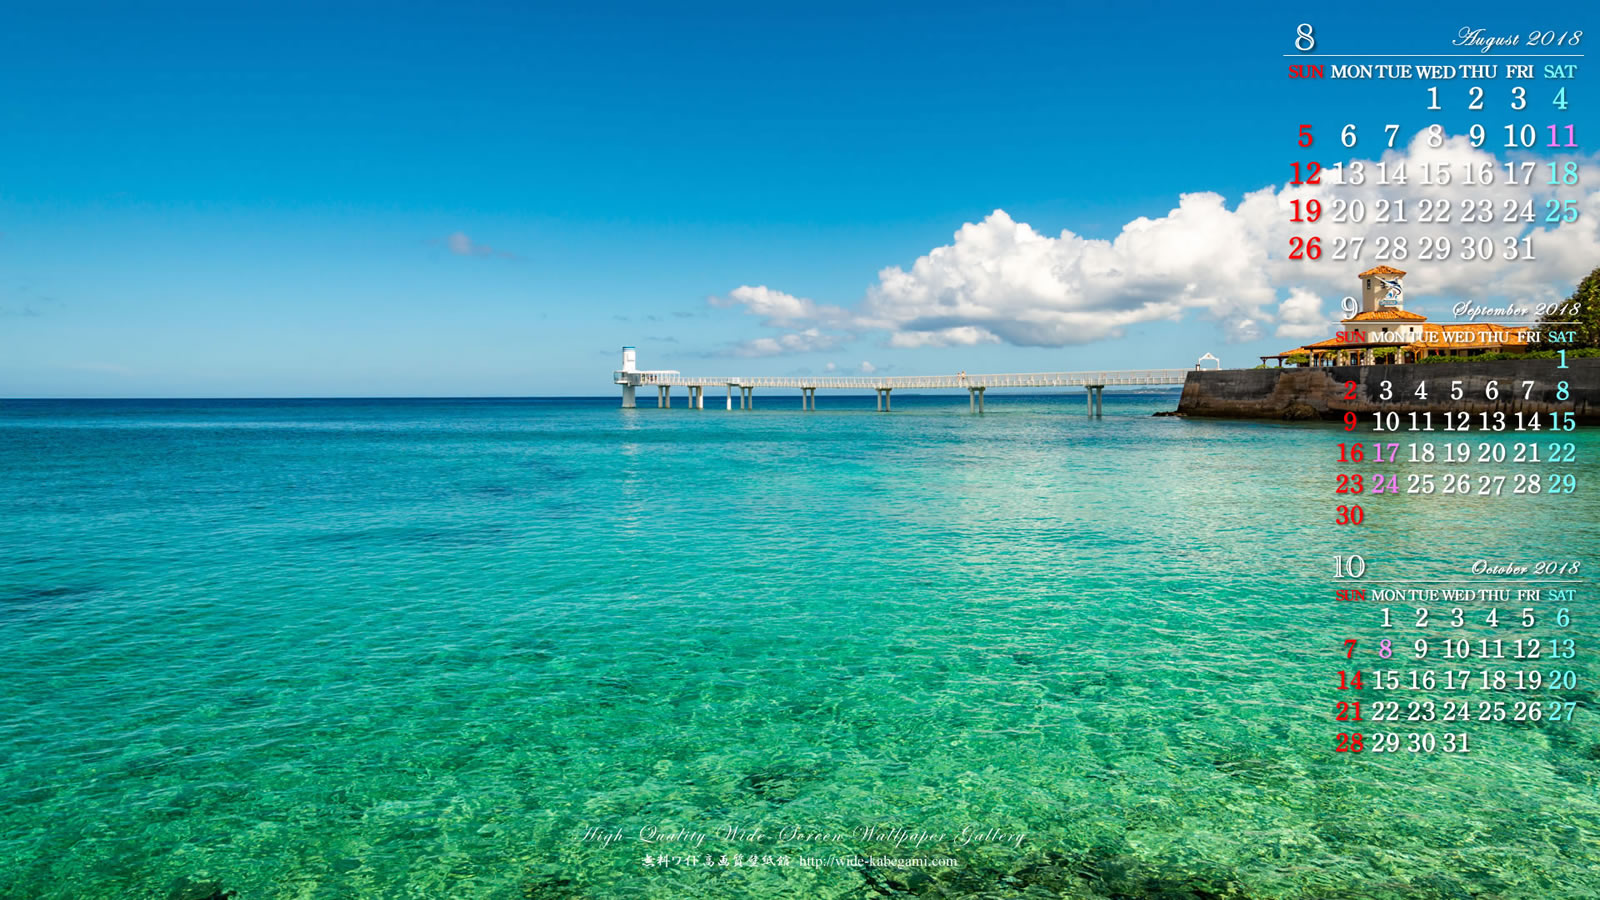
[[711, 285, 853, 328], [1275, 288, 1329, 340], [714, 129, 1600, 351], [727, 327, 843, 358], [886, 325, 1001, 348], [866, 200, 1275, 346]]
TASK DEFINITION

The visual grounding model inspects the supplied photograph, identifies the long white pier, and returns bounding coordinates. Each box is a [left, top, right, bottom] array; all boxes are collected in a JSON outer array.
[[612, 348, 1196, 415]]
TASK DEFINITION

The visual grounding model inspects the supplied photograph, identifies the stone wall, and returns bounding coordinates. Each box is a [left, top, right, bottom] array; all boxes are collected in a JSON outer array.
[[1177, 359, 1599, 424]]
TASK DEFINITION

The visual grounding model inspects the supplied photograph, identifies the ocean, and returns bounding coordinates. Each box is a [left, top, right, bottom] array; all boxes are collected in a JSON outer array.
[[2, 393, 1597, 899]]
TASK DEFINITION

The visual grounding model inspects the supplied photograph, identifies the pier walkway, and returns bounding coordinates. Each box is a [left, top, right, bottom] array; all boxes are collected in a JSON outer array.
[[612, 348, 1193, 415]]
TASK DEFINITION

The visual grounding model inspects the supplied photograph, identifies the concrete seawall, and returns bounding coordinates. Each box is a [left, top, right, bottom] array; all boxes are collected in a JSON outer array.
[[1177, 359, 1599, 424]]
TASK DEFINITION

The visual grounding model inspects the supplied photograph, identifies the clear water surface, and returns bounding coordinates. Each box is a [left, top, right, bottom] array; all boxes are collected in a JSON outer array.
[[2, 393, 1597, 899]]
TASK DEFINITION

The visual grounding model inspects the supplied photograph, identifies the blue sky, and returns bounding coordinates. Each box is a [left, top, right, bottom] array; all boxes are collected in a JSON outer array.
[[2, 1, 1591, 396]]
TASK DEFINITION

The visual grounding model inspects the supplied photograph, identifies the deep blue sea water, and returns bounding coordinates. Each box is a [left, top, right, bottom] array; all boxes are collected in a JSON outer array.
[[2, 393, 1597, 899]]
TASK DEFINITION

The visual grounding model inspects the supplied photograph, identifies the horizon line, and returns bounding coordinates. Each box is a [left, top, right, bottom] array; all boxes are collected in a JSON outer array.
[[1, 388, 1185, 402]]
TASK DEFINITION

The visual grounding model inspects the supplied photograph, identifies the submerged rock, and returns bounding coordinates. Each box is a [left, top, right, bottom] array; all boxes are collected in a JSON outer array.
[[166, 877, 237, 900]]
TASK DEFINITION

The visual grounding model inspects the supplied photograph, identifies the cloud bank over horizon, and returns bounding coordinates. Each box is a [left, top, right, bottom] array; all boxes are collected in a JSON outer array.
[[712, 130, 1599, 356]]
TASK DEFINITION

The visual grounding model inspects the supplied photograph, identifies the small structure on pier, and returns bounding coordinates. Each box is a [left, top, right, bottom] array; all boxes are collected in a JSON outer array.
[[613, 346, 681, 408]]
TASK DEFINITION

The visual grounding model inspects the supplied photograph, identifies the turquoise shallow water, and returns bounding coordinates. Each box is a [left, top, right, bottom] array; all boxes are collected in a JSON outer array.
[[2, 393, 1598, 899]]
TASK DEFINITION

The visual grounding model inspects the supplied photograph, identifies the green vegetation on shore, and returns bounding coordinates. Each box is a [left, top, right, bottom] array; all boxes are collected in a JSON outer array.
[[1420, 347, 1600, 364], [1537, 264, 1600, 349]]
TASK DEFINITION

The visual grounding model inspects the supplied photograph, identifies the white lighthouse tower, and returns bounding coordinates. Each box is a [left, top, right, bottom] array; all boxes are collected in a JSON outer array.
[[615, 346, 638, 408], [612, 347, 681, 408]]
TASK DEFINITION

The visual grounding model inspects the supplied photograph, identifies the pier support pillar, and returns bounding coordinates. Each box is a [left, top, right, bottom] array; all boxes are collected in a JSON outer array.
[[621, 384, 635, 408], [727, 384, 734, 410], [658, 386, 667, 408], [969, 386, 984, 413], [876, 388, 891, 412], [1086, 385, 1104, 417]]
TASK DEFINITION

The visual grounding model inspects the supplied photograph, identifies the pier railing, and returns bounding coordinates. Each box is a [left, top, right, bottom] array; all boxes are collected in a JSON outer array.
[[619, 369, 1190, 389]]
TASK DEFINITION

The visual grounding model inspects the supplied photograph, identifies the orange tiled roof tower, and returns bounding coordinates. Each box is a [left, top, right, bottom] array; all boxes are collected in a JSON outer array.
[[1263, 266, 1534, 367]]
